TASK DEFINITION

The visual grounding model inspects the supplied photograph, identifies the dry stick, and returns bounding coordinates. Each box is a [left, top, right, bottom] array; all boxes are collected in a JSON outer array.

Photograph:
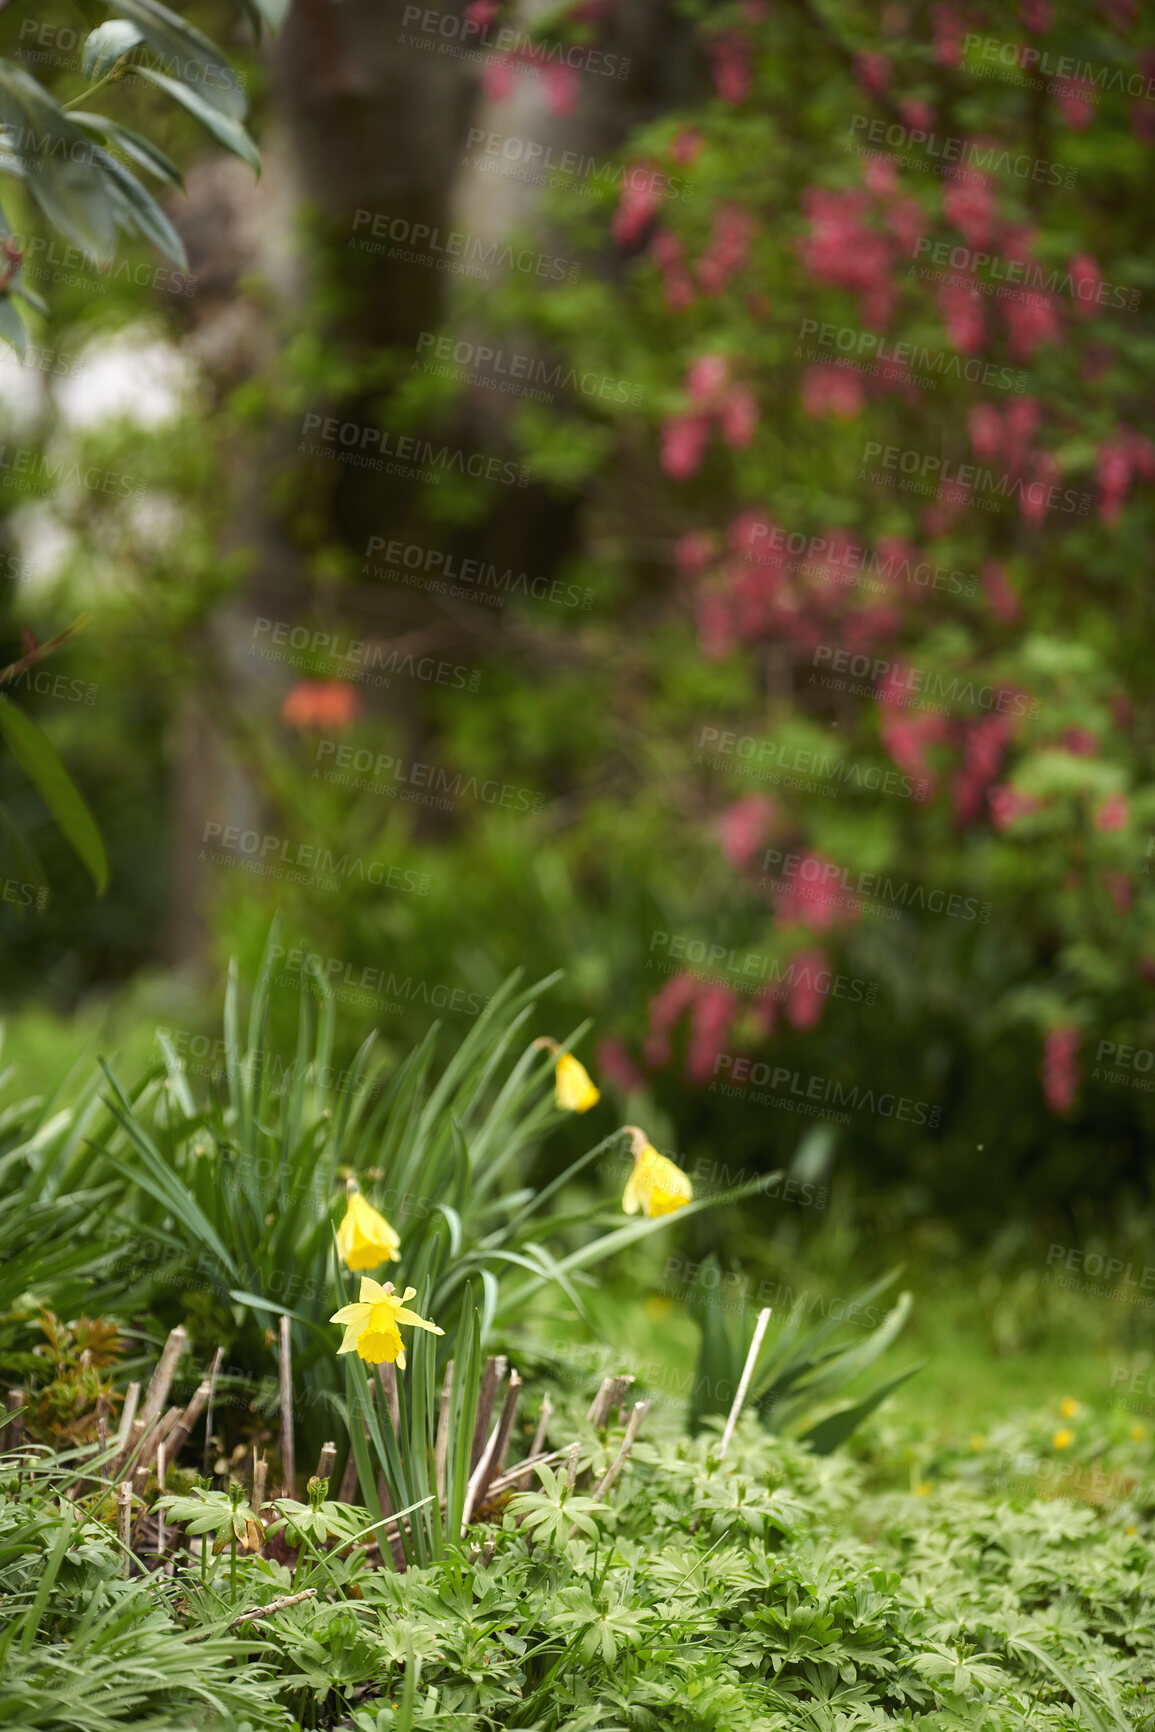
[[116, 1480, 133, 1575], [470, 1357, 500, 1471], [167, 1377, 212, 1466], [2, 1389, 25, 1452], [202, 1348, 224, 1477], [115, 1382, 140, 1447], [587, 1375, 634, 1429], [719, 1306, 772, 1461], [488, 1446, 565, 1499], [278, 1316, 295, 1499], [314, 1441, 337, 1485], [470, 1371, 522, 1516], [377, 1363, 400, 1435], [253, 1454, 269, 1525], [461, 1420, 500, 1534], [156, 1442, 167, 1563], [337, 1443, 359, 1503], [433, 1361, 454, 1504], [592, 1400, 650, 1501], [188, 1588, 318, 1641], [139, 1328, 188, 1432], [564, 1439, 581, 1492], [530, 1393, 552, 1461]]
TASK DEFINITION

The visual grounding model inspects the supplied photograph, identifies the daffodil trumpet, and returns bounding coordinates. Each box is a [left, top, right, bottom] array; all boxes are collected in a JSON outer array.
[[620, 1124, 693, 1218], [336, 1180, 400, 1270], [532, 1035, 600, 1113], [330, 1278, 444, 1369]]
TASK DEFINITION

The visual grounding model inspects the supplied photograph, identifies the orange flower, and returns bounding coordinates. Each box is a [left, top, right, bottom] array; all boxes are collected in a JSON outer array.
[[280, 680, 363, 730]]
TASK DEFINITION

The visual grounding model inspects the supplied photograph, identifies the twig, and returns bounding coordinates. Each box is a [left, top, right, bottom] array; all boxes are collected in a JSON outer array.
[[529, 1393, 552, 1461], [2, 1389, 25, 1451], [587, 1375, 634, 1429], [115, 1382, 140, 1446], [156, 1442, 167, 1561], [592, 1400, 649, 1501], [470, 1356, 500, 1470], [202, 1347, 224, 1477], [376, 1362, 399, 1435], [116, 1480, 133, 1574], [253, 1452, 268, 1515], [278, 1316, 295, 1498], [719, 1307, 772, 1461], [167, 1377, 212, 1465], [433, 1361, 453, 1502], [470, 1371, 521, 1515], [188, 1587, 317, 1641], [313, 1442, 336, 1485], [461, 1419, 500, 1533], [139, 1328, 188, 1432], [488, 1446, 564, 1498], [564, 1439, 581, 1491]]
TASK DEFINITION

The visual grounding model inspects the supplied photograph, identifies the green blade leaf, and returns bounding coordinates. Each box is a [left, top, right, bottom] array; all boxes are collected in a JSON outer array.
[[0, 698, 108, 892], [134, 67, 260, 174], [796, 1362, 925, 1455], [110, 0, 247, 118], [71, 112, 185, 190], [0, 63, 117, 261], [89, 140, 188, 267]]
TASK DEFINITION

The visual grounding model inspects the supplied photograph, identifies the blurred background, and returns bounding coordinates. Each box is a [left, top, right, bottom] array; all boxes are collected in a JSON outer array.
[[2, 0, 1154, 1437]]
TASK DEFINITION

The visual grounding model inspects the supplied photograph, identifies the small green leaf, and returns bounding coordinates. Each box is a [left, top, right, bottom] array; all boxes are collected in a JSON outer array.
[[71, 112, 185, 190], [113, 0, 247, 118], [82, 21, 145, 82], [0, 63, 117, 262], [89, 142, 188, 267], [133, 67, 260, 173], [0, 699, 109, 893]]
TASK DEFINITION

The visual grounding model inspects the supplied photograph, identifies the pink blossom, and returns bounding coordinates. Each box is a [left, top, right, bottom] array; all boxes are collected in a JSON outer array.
[[989, 784, 1043, 829], [1062, 727, 1098, 756], [938, 279, 987, 353], [1002, 289, 1063, 358], [786, 948, 828, 1031], [594, 1037, 645, 1096], [944, 175, 996, 247], [1095, 793, 1129, 832], [706, 31, 753, 104], [611, 162, 664, 247], [1021, 451, 1059, 526], [1004, 394, 1042, 462], [773, 852, 859, 933], [464, 0, 499, 27], [643, 972, 700, 1067], [687, 985, 740, 1083], [1101, 0, 1137, 28], [930, 3, 967, 66], [1041, 1026, 1080, 1113], [1096, 440, 1133, 524], [1069, 253, 1104, 319], [901, 99, 936, 131], [481, 54, 518, 101], [884, 196, 926, 251], [651, 228, 696, 311], [719, 794, 777, 868], [661, 412, 711, 479], [968, 403, 1005, 462], [697, 203, 755, 295], [854, 52, 891, 98], [1020, 0, 1052, 28], [799, 186, 894, 326], [669, 128, 703, 166], [720, 385, 759, 448], [1104, 872, 1133, 914], [801, 363, 865, 420], [952, 714, 1011, 824], [728, 511, 771, 555], [686, 353, 730, 403], [863, 156, 898, 197], [981, 560, 1020, 622], [1054, 75, 1096, 128], [675, 529, 717, 576]]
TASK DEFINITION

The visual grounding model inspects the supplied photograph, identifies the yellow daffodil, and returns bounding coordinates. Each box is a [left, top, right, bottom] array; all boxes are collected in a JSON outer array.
[[620, 1125, 692, 1218], [915, 1481, 931, 1496], [533, 1036, 600, 1112], [1059, 1397, 1079, 1418], [970, 1433, 985, 1452], [330, 1278, 443, 1369], [1053, 1428, 1074, 1450], [1131, 1424, 1146, 1442], [336, 1182, 400, 1270]]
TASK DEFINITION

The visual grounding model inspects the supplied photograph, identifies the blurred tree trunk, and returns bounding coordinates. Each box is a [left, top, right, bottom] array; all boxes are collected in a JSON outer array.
[[168, 0, 697, 966]]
